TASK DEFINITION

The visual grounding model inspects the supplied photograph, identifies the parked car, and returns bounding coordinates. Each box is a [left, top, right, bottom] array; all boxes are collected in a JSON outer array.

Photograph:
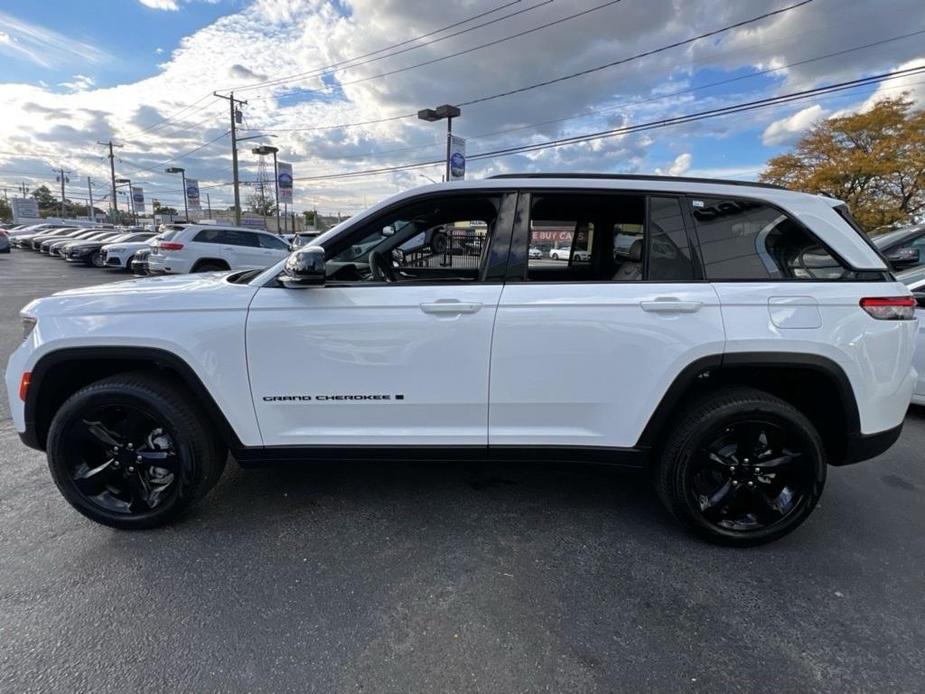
[[103, 235, 161, 270], [11, 225, 70, 248], [6, 175, 916, 546], [61, 231, 127, 266], [0, 229, 9, 253], [46, 228, 113, 256], [549, 246, 571, 260], [872, 224, 925, 270], [131, 248, 152, 275], [897, 267, 925, 405], [147, 224, 291, 274], [528, 247, 543, 259], [39, 227, 107, 254]]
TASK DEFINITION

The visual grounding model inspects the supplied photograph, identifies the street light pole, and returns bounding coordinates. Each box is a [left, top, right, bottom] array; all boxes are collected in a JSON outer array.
[[417, 104, 461, 182], [165, 167, 188, 222]]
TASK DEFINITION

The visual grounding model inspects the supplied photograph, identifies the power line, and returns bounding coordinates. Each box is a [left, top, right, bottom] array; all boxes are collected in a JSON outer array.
[[250, 0, 632, 103], [246, 0, 817, 133], [118, 130, 231, 174], [286, 65, 925, 183], [230, 0, 550, 95]]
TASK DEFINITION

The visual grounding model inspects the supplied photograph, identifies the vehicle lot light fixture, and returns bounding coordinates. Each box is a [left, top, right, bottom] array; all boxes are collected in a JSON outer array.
[[418, 104, 461, 182], [165, 167, 189, 222]]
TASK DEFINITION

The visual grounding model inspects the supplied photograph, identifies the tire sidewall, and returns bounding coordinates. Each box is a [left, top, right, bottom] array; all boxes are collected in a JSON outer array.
[[47, 384, 205, 528], [667, 400, 826, 546]]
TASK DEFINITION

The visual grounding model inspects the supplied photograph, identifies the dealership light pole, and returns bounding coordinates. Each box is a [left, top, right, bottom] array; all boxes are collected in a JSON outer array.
[[252, 145, 280, 233], [417, 104, 461, 182], [165, 167, 188, 222], [115, 178, 137, 224]]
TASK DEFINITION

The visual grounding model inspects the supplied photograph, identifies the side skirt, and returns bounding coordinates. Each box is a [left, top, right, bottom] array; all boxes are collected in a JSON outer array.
[[233, 445, 651, 469]]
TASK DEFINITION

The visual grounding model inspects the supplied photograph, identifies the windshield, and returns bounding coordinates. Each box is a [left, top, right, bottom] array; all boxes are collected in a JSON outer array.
[[896, 266, 925, 288]]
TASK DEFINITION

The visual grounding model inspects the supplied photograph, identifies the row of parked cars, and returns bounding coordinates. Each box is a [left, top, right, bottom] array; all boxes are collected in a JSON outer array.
[[1, 221, 318, 276]]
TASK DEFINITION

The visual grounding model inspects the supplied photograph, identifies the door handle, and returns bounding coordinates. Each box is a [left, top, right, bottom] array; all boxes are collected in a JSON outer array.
[[640, 298, 702, 313], [420, 301, 482, 315]]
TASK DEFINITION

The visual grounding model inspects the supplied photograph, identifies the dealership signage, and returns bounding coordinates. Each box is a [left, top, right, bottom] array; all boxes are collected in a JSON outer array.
[[11, 197, 39, 222], [448, 135, 466, 181], [186, 179, 201, 210], [132, 187, 145, 213], [277, 162, 293, 205]]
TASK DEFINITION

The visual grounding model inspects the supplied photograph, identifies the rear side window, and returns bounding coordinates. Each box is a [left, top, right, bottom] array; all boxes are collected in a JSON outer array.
[[194, 229, 258, 247], [648, 197, 695, 281], [258, 233, 290, 250], [691, 198, 847, 280]]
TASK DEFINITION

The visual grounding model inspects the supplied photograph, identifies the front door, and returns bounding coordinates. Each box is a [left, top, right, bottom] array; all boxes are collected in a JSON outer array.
[[246, 191, 515, 447]]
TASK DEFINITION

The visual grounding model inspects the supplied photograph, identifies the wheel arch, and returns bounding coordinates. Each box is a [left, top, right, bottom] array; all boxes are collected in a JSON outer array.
[[637, 352, 860, 464], [23, 346, 243, 452], [190, 257, 230, 272]]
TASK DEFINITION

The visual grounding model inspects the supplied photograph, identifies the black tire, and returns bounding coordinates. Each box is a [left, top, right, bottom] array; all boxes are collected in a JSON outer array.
[[654, 387, 826, 546], [46, 372, 226, 529], [194, 262, 228, 272], [430, 232, 447, 254], [88, 251, 104, 267]]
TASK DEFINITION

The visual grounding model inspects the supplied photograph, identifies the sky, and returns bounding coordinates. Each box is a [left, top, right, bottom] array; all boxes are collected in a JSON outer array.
[[0, 0, 924, 215]]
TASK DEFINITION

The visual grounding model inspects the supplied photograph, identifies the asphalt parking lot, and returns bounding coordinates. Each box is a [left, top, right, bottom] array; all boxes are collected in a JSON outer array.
[[1, 250, 924, 693]]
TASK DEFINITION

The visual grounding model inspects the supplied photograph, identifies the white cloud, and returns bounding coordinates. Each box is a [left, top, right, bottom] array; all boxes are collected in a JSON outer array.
[[0, 11, 108, 68], [669, 153, 691, 176], [58, 75, 96, 93], [139, 0, 180, 10], [858, 58, 925, 112], [762, 104, 826, 146], [155, 47, 164, 54]]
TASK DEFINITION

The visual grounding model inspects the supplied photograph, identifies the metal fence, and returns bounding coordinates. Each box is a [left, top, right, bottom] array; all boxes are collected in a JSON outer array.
[[403, 228, 484, 269]]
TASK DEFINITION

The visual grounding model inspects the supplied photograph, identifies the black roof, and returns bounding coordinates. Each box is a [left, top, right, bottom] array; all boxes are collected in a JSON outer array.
[[487, 173, 785, 190]]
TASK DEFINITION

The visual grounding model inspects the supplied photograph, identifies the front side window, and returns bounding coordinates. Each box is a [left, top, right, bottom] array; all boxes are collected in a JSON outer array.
[[692, 198, 846, 280], [258, 233, 290, 250], [324, 194, 504, 283]]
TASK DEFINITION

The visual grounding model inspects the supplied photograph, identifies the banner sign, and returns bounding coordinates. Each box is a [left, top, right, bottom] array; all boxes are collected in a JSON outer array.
[[186, 179, 201, 210], [277, 162, 293, 205], [11, 197, 39, 222], [448, 135, 466, 181], [132, 187, 145, 213]]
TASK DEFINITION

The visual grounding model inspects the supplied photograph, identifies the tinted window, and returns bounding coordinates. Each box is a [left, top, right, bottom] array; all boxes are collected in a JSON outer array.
[[194, 229, 258, 247], [647, 197, 695, 281], [258, 233, 290, 250], [692, 198, 846, 280]]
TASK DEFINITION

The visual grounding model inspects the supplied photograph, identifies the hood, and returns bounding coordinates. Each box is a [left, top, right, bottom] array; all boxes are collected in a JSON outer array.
[[23, 272, 260, 319]]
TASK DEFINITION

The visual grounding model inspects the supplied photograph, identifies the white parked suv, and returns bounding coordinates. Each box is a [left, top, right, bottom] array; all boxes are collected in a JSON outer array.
[[5, 175, 916, 545], [146, 224, 291, 274]]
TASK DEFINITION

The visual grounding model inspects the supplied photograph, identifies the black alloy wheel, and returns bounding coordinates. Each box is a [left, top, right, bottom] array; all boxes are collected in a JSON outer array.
[[89, 251, 105, 267], [47, 373, 226, 528], [655, 387, 825, 546], [57, 404, 180, 515], [688, 418, 813, 532]]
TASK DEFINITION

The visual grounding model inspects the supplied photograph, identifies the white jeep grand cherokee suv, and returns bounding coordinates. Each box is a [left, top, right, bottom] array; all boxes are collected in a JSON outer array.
[[5, 175, 916, 545], [147, 223, 291, 274]]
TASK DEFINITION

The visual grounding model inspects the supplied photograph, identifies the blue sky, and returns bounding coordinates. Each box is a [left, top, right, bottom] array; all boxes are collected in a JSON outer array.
[[0, 0, 923, 212]]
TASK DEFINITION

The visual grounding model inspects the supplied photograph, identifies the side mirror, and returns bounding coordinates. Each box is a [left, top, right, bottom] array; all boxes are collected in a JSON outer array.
[[280, 247, 325, 288], [886, 247, 920, 269]]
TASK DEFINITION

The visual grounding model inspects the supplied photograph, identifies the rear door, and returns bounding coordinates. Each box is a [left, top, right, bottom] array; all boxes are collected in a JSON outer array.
[[489, 191, 726, 449]]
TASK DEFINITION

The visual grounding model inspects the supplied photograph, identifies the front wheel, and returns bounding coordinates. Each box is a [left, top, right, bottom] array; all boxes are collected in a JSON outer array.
[[654, 387, 826, 546], [46, 373, 226, 529], [88, 251, 105, 267]]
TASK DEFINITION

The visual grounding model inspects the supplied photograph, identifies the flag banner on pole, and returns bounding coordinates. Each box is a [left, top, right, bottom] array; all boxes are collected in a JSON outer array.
[[449, 135, 466, 181], [186, 179, 201, 210], [132, 187, 145, 213], [278, 162, 293, 204]]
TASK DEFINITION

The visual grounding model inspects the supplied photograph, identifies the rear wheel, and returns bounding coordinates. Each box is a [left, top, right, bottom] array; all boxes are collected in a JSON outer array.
[[89, 251, 105, 267], [654, 387, 825, 546], [194, 261, 228, 272], [46, 373, 226, 529]]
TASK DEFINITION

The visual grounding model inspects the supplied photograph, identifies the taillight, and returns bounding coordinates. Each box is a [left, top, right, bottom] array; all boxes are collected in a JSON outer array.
[[859, 296, 916, 320], [19, 372, 31, 401], [159, 242, 184, 250]]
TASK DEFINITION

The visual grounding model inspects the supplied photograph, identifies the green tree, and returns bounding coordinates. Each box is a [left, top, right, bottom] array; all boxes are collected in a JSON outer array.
[[0, 197, 11, 221], [31, 185, 58, 217], [760, 97, 925, 231]]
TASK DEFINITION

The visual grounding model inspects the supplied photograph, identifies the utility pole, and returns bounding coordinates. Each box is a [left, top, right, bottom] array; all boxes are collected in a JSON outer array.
[[87, 177, 94, 221], [55, 168, 71, 219], [206, 193, 212, 218], [98, 140, 123, 223], [214, 91, 247, 226]]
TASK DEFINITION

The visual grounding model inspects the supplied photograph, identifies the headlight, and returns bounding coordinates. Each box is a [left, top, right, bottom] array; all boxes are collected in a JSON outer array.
[[22, 315, 37, 341]]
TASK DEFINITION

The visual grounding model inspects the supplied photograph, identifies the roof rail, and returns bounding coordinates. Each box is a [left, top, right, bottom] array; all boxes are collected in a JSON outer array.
[[486, 172, 785, 190]]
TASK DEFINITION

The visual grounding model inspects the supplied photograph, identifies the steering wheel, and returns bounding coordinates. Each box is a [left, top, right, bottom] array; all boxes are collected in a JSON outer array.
[[368, 250, 395, 282]]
